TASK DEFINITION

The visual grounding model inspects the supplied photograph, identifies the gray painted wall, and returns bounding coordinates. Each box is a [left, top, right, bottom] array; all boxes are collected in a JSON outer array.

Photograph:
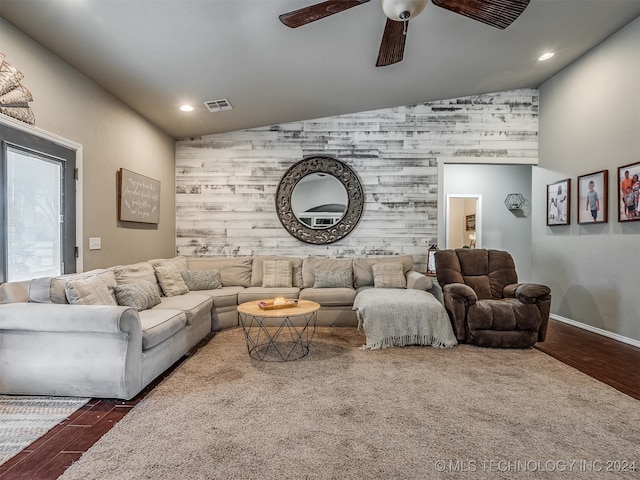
[[176, 89, 538, 270], [1, 19, 176, 271], [444, 164, 533, 280], [535, 17, 640, 342]]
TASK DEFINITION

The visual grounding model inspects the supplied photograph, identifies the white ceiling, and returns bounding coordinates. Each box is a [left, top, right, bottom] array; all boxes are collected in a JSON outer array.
[[2, 0, 639, 139]]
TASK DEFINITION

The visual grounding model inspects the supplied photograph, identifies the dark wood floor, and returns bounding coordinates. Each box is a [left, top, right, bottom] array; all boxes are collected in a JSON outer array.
[[1, 319, 638, 480], [535, 319, 640, 401]]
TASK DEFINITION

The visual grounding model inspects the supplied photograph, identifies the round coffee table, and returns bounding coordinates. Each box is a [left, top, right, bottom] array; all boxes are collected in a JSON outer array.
[[237, 299, 320, 361]]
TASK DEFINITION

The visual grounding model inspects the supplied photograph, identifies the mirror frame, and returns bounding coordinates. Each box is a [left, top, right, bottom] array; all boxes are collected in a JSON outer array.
[[276, 156, 364, 244]]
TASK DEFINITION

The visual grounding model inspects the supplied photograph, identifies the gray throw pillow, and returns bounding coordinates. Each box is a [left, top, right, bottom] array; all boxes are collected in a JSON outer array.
[[114, 281, 162, 311], [313, 269, 353, 288], [180, 270, 222, 291], [28, 277, 53, 303]]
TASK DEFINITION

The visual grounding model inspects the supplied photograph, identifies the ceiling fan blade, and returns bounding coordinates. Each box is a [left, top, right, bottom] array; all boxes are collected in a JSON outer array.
[[431, 0, 530, 29], [376, 18, 407, 67], [279, 0, 370, 28]]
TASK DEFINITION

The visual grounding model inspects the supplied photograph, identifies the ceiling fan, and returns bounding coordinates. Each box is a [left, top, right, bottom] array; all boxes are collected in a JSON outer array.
[[279, 0, 530, 67]]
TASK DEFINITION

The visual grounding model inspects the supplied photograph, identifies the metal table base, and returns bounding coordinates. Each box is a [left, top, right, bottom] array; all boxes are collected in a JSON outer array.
[[239, 310, 317, 362]]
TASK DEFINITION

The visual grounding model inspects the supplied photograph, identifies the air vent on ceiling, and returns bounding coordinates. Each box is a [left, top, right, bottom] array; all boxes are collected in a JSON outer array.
[[204, 98, 232, 113]]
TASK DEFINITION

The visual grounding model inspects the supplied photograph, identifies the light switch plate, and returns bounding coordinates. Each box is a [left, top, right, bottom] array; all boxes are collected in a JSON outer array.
[[89, 237, 101, 250]]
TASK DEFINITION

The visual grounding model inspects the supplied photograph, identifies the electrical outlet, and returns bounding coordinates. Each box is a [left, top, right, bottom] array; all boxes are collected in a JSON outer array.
[[89, 237, 101, 250]]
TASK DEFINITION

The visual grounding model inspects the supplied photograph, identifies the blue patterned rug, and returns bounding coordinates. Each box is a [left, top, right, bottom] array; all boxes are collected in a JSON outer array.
[[0, 395, 90, 465]]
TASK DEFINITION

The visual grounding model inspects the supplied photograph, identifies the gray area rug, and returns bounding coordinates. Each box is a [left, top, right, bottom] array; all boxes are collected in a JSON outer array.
[[0, 395, 89, 465], [61, 327, 639, 479]]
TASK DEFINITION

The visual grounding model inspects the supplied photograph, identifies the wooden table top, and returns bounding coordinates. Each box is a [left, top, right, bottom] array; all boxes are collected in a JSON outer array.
[[237, 299, 320, 317]]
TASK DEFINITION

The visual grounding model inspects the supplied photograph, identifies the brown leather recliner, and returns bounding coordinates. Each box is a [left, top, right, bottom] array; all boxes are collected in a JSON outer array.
[[435, 249, 551, 348]]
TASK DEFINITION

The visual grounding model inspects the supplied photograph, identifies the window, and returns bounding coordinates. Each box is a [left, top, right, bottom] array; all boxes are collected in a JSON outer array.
[[1, 123, 76, 283]]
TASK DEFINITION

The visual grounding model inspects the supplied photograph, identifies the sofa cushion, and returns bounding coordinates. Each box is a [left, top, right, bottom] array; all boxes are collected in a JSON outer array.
[[353, 255, 414, 288], [114, 281, 161, 311], [464, 276, 492, 301], [65, 271, 118, 306], [467, 299, 542, 333], [262, 260, 293, 288], [0, 281, 29, 304], [302, 258, 353, 288], [313, 269, 353, 288], [488, 250, 519, 300], [457, 249, 489, 277], [112, 262, 161, 297], [152, 293, 212, 325], [191, 286, 243, 308], [180, 269, 222, 291], [138, 309, 187, 350], [154, 266, 189, 297], [299, 287, 357, 306], [238, 287, 300, 304], [251, 255, 304, 288], [372, 262, 406, 289], [186, 257, 253, 287]]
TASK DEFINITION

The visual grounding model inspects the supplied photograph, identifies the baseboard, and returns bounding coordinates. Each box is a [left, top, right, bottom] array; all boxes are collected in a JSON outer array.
[[550, 314, 640, 349]]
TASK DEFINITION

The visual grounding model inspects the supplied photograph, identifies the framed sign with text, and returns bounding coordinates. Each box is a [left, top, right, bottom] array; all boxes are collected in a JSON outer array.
[[118, 168, 161, 224]]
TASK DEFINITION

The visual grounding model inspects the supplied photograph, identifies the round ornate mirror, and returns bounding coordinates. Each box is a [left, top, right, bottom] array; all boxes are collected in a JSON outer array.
[[276, 156, 364, 244]]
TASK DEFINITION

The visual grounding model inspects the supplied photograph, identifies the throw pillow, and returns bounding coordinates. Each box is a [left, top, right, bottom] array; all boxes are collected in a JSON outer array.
[[28, 277, 53, 303], [112, 262, 162, 297], [149, 256, 188, 272], [114, 281, 161, 311], [262, 261, 293, 288], [65, 274, 118, 306], [180, 269, 222, 291], [372, 262, 406, 289], [154, 266, 189, 296], [313, 269, 353, 288]]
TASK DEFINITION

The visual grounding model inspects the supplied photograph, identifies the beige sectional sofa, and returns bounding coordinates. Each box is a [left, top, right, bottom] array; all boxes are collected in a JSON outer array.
[[0, 254, 432, 400]]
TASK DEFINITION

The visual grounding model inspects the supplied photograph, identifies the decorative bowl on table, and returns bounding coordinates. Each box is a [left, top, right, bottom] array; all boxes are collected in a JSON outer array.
[[257, 297, 298, 310]]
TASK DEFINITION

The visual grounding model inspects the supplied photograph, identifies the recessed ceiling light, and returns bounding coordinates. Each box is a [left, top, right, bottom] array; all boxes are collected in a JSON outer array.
[[180, 104, 194, 112], [538, 52, 555, 61]]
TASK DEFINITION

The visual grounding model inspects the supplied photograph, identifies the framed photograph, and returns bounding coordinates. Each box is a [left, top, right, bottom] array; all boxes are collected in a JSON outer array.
[[617, 161, 640, 222], [578, 170, 608, 224], [465, 214, 475, 231], [118, 168, 161, 224], [547, 178, 570, 226]]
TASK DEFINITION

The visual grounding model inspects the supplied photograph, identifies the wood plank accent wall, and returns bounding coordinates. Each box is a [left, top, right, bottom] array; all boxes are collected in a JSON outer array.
[[176, 89, 538, 270]]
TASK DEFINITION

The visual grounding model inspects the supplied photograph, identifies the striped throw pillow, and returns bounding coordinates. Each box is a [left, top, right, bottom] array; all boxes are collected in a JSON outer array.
[[65, 274, 118, 305], [372, 262, 406, 288], [262, 261, 293, 288]]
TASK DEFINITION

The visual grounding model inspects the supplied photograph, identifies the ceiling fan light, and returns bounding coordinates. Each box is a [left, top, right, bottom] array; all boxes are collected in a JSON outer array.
[[381, 0, 428, 21]]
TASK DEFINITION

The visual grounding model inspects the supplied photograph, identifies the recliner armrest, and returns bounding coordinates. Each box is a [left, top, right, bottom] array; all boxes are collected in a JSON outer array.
[[504, 283, 551, 304], [441, 283, 477, 343], [443, 283, 477, 305]]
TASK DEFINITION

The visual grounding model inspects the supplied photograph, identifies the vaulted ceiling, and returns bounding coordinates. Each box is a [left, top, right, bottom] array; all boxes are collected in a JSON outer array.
[[2, 0, 639, 139]]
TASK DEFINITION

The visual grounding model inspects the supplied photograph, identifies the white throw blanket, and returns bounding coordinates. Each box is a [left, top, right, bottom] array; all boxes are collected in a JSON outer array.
[[353, 288, 458, 350]]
